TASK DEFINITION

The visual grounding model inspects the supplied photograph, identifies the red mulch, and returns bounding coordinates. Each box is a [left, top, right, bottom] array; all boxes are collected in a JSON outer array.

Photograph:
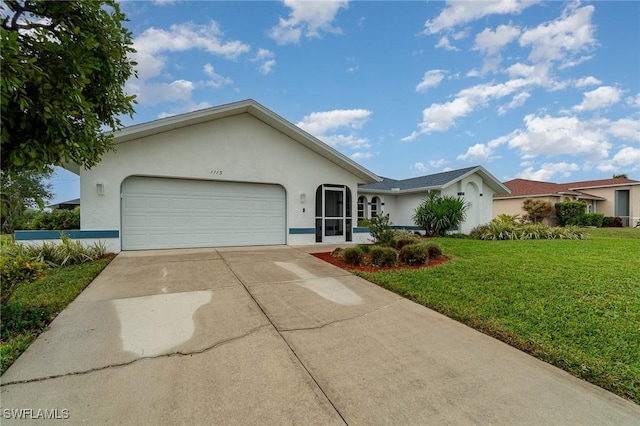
[[311, 251, 449, 273]]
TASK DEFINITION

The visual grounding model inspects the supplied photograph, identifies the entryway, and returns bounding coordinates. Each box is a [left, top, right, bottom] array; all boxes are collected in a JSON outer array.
[[315, 184, 352, 243]]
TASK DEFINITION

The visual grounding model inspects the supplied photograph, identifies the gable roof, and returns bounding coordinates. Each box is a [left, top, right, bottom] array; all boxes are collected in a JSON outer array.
[[65, 99, 380, 184], [494, 177, 639, 200], [359, 166, 510, 195]]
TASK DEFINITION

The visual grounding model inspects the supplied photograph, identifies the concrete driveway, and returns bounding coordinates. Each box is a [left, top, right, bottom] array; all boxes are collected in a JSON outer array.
[[1, 246, 639, 425]]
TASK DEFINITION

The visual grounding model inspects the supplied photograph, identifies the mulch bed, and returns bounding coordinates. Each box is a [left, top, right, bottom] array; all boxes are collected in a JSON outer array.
[[311, 251, 449, 273]]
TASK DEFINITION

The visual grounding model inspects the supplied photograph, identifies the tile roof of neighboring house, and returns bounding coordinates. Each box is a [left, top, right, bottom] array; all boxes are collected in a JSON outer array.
[[359, 166, 510, 194], [495, 177, 639, 199]]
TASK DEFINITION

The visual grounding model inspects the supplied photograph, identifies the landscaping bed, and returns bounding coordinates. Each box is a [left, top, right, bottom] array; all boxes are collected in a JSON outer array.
[[312, 250, 449, 272]]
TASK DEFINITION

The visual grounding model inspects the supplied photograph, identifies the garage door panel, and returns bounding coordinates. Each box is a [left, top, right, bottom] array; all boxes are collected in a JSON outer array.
[[122, 177, 285, 250]]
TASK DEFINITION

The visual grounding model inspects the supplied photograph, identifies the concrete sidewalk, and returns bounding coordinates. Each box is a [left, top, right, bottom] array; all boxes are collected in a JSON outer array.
[[2, 246, 639, 424]]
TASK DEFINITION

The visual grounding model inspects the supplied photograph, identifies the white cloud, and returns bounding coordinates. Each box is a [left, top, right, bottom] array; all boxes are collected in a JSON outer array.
[[626, 93, 640, 108], [127, 22, 250, 108], [403, 78, 530, 140], [297, 109, 372, 150], [597, 147, 640, 173], [411, 159, 449, 173], [457, 143, 495, 162], [132, 22, 250, 80], [253, 49, 276, 74], [297, 109, 371, 135], [416, 70, 446, 92], [508, 114, 612, 160], [424, 0, 537, 34], [157, 100, 212, 119], [498, 91, 530, 115], [517, 162, 579, 181], [572, 86, 622, 112], [412, 162, 428, 173], [127, 79, 195, 106], [203, 63, 233, 88], [519, 4, 596, 66], [268, 0, 348, 45], [473, 24, 520, 55], [606, 118, 640, 141], [435, 35, 459, 51], [574, 76, 602, 87], [351, 152, 373, 160]]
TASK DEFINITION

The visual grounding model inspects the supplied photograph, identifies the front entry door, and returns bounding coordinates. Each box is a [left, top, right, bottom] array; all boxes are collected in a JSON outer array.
[[323, 187, 345, 243], [315, 184, 352, 243]]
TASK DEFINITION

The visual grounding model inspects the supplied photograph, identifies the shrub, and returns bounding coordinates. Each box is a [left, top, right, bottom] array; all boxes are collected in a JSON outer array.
[[343, 247, 364, 266], [17, 208, 80, 231], [522, 199, 553, 223], [398, 243, 428, 266], [579, 213, 604, 227], [370, 247, 397, 267], [555, 202, 587, 226], [425, 243, 443, 260], [368, 214, 394, 246], [24, 234, 107, 267], [330, 247, 345, 258], [0, 254, 47, 304], [357, 244, 371, 253], [393, 237, 418, 250], [470, 219, 587, 240], [413, 191, 469, 237], [602, 216, 623, 227]]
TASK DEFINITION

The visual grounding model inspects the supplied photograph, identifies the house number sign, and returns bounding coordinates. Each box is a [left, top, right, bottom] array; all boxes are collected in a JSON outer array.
[[210, 170, 223, 175]]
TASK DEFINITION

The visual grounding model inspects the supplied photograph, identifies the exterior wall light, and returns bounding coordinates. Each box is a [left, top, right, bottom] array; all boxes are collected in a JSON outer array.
[[300, 193, 306, 203], [96, 182, 105, 195]]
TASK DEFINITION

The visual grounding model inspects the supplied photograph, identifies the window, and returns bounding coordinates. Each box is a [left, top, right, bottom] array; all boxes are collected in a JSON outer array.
[[370, 196, 380, 218], [357, 196, 366, 221]]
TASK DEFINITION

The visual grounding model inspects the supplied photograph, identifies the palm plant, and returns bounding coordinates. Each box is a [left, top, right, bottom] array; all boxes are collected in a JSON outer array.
[[412, 191, 469, 236]]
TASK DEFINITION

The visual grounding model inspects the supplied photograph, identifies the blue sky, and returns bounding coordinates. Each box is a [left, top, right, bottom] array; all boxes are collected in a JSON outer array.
[[50, 0, 640, 203]]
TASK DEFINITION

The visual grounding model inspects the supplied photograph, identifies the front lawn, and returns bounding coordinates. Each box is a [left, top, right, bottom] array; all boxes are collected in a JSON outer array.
[[1, 257, 113, 374], [356, 228, 640, 403]]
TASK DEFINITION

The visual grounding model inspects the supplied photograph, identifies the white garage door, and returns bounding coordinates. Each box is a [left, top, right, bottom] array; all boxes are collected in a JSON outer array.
[[121, 177, 286, 250]]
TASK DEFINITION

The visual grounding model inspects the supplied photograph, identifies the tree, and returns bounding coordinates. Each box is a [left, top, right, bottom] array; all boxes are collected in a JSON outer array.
[[613, 174, 628, 179], [412, 191, 469, 237], [1, 0, 137, 172], [522, 198, 553, 223], [1, 167, 53, 233]]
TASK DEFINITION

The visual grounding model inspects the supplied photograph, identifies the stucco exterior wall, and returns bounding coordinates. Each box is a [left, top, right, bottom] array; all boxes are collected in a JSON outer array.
[[359, 172, 498, 234], [574, 185, 640, 225], [493, 196, 562, 225], [494, 185, 640, 227], [80, 113, 365, 250]]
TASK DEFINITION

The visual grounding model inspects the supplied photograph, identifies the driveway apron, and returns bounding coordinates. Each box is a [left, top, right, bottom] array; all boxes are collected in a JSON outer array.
[[1, 246, 639, 425]]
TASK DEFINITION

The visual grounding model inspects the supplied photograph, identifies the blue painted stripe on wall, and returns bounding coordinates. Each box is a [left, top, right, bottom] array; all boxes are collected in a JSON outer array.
[[354, 227, 370, 233], [15, 230, 120, 240], [391, 225, 421, 231], [289, 228, 316, 235]]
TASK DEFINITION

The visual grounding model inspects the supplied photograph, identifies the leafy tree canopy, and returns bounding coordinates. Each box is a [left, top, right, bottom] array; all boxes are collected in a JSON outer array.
[[1, 0, 137, 172], [1, 167, 53, 233]]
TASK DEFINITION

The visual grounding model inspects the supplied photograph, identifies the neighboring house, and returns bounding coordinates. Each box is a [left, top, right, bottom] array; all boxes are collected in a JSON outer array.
[[47, 198, 80, 210], [494, 178, 640, 226], [15, 100, 508, 251], [358, 166, 510, 234]]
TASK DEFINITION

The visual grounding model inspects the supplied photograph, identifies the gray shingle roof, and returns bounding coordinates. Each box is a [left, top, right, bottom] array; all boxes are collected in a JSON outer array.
[[360, 166, 479, 192]]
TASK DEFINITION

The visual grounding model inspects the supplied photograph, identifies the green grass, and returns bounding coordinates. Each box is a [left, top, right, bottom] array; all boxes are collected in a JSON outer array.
[[356, 228, 640, 403], [0, 257, 113, 374]]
